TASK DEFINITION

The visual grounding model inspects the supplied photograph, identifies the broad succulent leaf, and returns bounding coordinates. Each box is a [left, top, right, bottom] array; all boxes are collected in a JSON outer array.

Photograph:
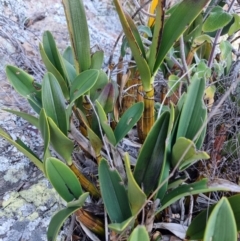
[[99, 159, 132, 223]]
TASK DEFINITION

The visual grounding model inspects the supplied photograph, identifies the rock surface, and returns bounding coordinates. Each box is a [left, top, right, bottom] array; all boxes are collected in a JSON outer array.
[[0, 0, 124, 240]]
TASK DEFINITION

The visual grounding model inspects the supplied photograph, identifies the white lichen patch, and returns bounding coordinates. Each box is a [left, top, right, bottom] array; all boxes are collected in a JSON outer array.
[[0, 218, 15, 235], [3, 167, 29, 183]]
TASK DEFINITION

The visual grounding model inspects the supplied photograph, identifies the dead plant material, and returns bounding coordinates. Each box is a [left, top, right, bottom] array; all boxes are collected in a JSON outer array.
[[210, 124, 227, 165], [24, 12, 46, 28]]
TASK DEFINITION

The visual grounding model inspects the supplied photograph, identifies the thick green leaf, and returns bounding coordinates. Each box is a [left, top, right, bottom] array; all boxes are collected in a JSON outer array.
[[154, 0, 209, 73], [39, 109, 50, 162], [48, 117, 74, 165], [134, 111, 170, 196], [47, 192, 88, 241], [156, 104, 174, 200], [172, 137, 209, 171], [39, 44, 69, 99], [148, 0, 164, 74], [28, 95, 42, 114], [90, 70, 109, 101], [99, 159, 132, 223], [3, 109, 39, 128], [125, 13, 146, 59], [63, 58, 77, 84], [90, 50, 104, 69], [187, 194, 240, 239], [113, 0, 152, 92], [228, 14, 240, 36], [62, 0, 91, 73], [95, 100, 116, 145], [63, 46, 74, 65], [108, 216, 135, 233], [42, 72, 68, 135], [203, 198, 237, 241], [70, 69, 99, 104], [45, 157, 83, 202], [124, 153, 146, 215], [5, 65, 39, 98], [67, 192, 89, 208], [203, 6, 233, 32], [0, 128, 43, 172], [128, 225, 150, 241], [158, 178, 240, 213], [42, 31, 69, 84], [114, 102, 144, 145], [176, 77, 207, 149]]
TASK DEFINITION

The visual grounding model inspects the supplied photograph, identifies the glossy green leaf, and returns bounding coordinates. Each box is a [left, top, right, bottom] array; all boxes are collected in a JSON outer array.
[[63, 46, 74, 65], [176, 77, 207, 149], [108, 216, 135, 233], [124, 153, 146, 215], [0, 127, 43, 172], [125, 13, 146, 59], [3, 109, 39, 128], [63, 58, 77, 84], [90, 70, 109, 101], [62, 0, 91, 73], [113, 0, 151, 92], [70, 69, 99, 104], [90, 50, 104, 69], [203, 6, 233, 32], [154, 0, 209, 73], [42, 31, 69, 83], [158, 178, 240, 213], [168, 175, 188, 190], [48, 117, 74, 165], [42, 72, 68, 135], [39, 44, 69, 99], [148, 0, 164, 74], [114, 102, 144, 145], [95, 100, 116, 146], [172, 137, 209, 171], [39, 109, 50, 162], [5, 65, 39, 98], [66, 192, 89, 208], [134, 111, 170, 196], [45, 157, 83, 202], [27, 95, 42, 114], [47, 192, 88, 241], [203, 198, 237, 241], [128, 225, 150, 241], [228, 14, 240, 36], [187, 194, 240, 239], [99, 159, 131, 223], [156, 104, 174, 200]]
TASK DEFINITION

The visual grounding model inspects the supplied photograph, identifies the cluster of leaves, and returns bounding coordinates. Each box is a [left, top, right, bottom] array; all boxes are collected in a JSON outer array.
[[1, 0, 240, 240]]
